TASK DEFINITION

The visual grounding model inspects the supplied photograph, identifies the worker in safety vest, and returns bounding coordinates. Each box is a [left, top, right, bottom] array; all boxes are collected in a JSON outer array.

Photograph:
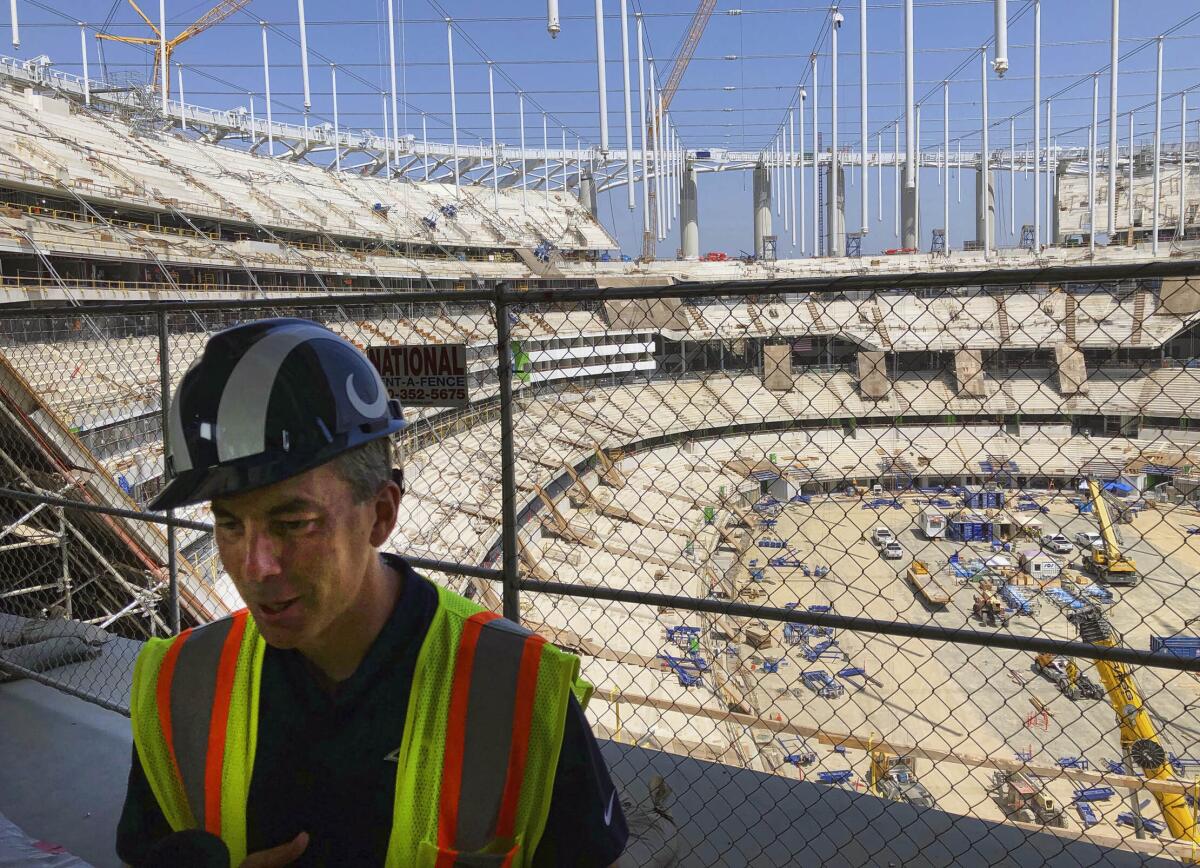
[[117, 319, 627, 867]]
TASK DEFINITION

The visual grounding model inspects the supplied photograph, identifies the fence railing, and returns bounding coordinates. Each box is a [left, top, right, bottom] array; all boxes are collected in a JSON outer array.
[[4, 259, 1200, 863]]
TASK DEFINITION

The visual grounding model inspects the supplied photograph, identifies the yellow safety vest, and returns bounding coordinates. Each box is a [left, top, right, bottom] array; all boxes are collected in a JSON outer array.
[[130, 583, 591, 866]]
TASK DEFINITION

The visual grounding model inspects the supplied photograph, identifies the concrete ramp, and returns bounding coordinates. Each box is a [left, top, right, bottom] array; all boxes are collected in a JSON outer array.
[[1159, 277, 1200, 316], [954, 350, 987, 397], [514, 247, 562, 278], [603, 295, 692, 331], [856, 351, 889, 400], [1055, 344, 1089, 395]]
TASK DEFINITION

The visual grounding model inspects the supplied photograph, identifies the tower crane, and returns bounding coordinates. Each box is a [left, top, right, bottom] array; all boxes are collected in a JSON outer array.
[[1083, 478, 1139, 586], [95, 1, 251, 97], [641, 0, 716, 261], [1066, 604, 1199, 846]]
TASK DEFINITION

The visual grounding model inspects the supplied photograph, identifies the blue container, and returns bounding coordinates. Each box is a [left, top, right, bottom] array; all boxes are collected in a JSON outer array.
[[1151, 637, 1200, 658]]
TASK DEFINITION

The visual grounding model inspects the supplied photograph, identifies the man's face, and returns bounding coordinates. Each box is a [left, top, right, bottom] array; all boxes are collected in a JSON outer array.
[[211, 463, 391, 651]]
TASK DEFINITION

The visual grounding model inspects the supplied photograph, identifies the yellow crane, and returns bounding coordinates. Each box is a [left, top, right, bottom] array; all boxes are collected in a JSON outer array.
[[1084, 478, 1138, 586], [95, 1, 251, 96], [1067, 604, 1199, 846]]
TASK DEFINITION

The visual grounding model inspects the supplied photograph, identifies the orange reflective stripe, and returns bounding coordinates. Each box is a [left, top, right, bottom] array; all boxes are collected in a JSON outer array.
[[203, 609, 249, 836], [494, 633, 545, 839], [437, 611, 498, 854], [155, 627, 193, 802]]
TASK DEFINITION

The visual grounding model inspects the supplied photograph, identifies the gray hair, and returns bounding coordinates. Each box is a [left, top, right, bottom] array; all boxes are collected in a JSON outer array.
[[329, 436, 395, 503]]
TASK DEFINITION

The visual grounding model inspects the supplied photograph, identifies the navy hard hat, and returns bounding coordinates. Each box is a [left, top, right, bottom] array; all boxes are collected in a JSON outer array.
[[149, 318, 405, 510]]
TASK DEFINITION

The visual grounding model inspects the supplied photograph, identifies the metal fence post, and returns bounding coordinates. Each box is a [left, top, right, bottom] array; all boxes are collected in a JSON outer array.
[[157, 311, 179, 634], [494, 283, 520, 622]]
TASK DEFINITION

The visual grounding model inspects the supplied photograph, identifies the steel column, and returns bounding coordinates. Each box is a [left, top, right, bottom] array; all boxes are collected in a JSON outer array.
[[859, 0, 868, 234], [495, 287, 520, 623], [620, 0, 634, 209], [158, 312, 178, 634], [1153, 35, 1163, 255]]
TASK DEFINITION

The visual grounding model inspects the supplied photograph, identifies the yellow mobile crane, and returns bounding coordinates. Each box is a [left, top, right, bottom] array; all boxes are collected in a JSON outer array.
[[1084, 479, 1139, 586], [1066, 604, 1199, 845]]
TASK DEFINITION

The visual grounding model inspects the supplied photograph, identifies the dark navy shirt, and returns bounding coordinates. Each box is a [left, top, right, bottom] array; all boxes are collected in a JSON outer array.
[[117, 555, 627, 867]]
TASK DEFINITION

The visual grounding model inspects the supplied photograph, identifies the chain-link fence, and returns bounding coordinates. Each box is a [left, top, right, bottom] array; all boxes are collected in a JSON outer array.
[[3, 262, 1200, 863]]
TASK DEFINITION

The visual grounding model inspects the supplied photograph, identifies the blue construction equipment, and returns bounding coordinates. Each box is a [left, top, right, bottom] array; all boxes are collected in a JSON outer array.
[[1076, 803, 1100, 827], [1169, 753, 1200, 775], [657, 654, 706, 687], [759, 517, 778, 529], [783, 623, 832, 645], [768, 556, 803, 568], [999, 585, 1037, 616], [1117, 813, 1166, 836], [1045, 588, 1087, 611], [1152, 637, 1200, 659], [778, 738, 817, 767], [837, 667, 866, 682], [783, 601, 799, 609], [760, 658, 786, 673], [758, 538, 786, 549], [1073, 786, 1116, 802], [666, 626, 701, 647], [802, 670, 845, 698], [817, 770, 854, 784], [1058, 757, 1090, 770], [1014, 751, 1033, 762], [789, 493, 813, 505], [1104, 759, 1127, 774], [750, 568, 766, 581], [802, 639, 842, 662], [808, 605, 832, 613]]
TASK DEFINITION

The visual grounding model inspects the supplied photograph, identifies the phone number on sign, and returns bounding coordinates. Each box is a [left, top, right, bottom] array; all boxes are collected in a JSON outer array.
[[395, 388, 467, 401]]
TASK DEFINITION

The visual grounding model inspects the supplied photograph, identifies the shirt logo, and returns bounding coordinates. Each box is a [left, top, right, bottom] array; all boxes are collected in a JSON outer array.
[[603, 789, 616, 826], [383, 746, 401, 763]]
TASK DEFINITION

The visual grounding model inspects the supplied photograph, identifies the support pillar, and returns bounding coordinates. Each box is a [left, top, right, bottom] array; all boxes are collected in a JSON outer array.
[[680, 160, 699, 260], [1052, 157, 1070, 245], [579, 171, 598, 219], [825, 163, 845, 256], [975, 164, 995, 251], [900, 165, 918, 249], [752, 162, 772, 258]]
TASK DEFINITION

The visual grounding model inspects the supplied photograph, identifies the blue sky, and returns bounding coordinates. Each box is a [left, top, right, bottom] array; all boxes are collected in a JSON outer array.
[[12, 1, 1200, 256]]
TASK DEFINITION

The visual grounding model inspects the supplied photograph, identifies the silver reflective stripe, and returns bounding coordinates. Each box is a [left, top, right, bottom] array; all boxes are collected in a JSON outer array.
[[453, 620, 531, 852], [167, 360, 198, 473], [216, 323, 332, 462], [169, 616, 235, 830]]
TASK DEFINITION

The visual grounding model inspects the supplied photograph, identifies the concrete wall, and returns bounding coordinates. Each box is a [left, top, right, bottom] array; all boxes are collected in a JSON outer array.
[[857, 351, 889, 399], [763, 344, 793, 392]]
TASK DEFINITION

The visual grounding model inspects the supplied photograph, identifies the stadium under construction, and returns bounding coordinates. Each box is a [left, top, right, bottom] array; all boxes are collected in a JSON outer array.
[[2, 1, 1200, 866]]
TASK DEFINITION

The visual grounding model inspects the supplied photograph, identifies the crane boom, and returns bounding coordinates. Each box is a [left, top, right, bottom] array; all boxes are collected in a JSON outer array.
[[642, 0, 716, 260], [1067, 605, 1199, 845], [171, 0, 249, 48], [1085, 479, 1138, 585], [96, 0, 251, 96], [659, 0, 717, 113]]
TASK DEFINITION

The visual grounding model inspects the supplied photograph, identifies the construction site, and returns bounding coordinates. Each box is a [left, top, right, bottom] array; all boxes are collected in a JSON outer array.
[[1, 1, 1200, 866]]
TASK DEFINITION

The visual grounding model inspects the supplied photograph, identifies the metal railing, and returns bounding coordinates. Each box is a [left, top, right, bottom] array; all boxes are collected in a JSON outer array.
[[3, 259, 1200, 862]]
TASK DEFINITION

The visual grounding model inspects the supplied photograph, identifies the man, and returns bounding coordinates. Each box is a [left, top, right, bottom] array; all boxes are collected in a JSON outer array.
[[118, 318, 627, 867]]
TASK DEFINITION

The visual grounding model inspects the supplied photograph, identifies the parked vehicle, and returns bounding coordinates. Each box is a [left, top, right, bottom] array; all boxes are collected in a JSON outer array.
[[1040, 534, 1073, 555], [882, 541, 904, 560], [1073, 531, 1102, 550], [872, 526, 895, 547]]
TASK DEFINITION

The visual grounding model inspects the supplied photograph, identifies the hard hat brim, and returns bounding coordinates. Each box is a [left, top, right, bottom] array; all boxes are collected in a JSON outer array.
[[148, 420, 406, 511]]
